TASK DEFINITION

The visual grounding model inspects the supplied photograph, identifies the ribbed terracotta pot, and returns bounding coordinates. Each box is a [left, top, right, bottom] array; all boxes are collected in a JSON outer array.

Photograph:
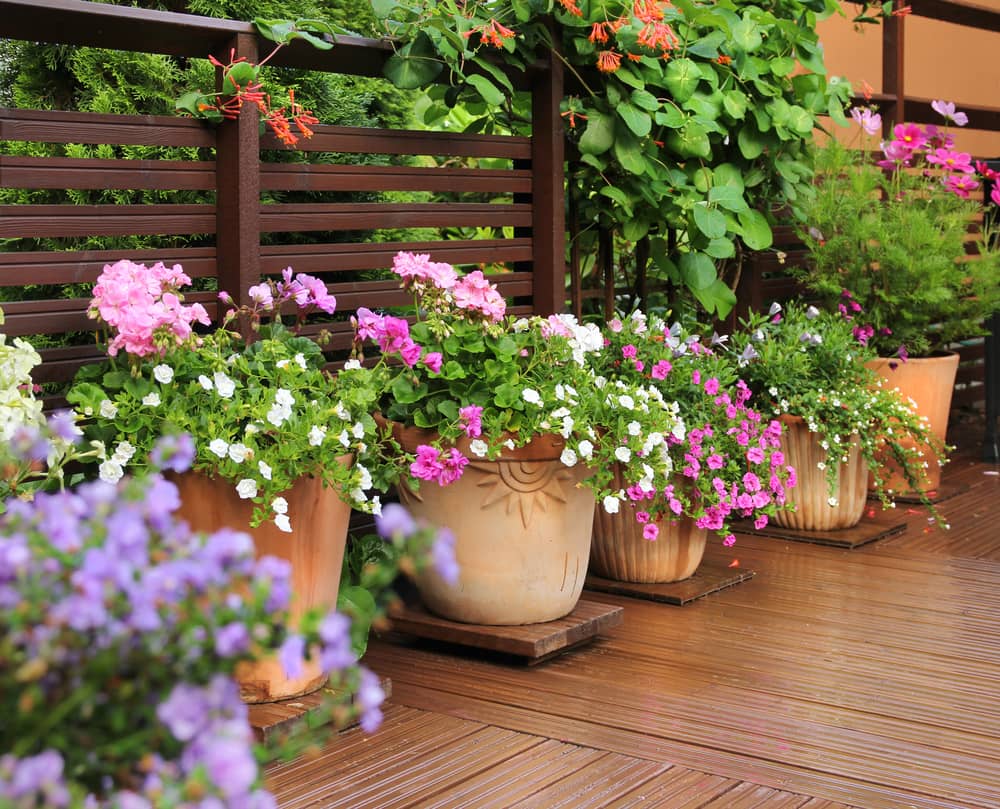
[[866, 353, 958, 494], [591, 466, 707, 583], [391, 422, 594, 625], [771, 415, 867, 531], [172, 463, 352, 703]]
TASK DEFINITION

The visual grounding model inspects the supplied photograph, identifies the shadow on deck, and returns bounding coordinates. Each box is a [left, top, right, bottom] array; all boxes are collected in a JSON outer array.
[[267, 415, 1000, 809]]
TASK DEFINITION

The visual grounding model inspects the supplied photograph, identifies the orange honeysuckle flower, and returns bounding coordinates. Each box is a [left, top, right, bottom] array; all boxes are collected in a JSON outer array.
[[637, 20, 678, 54], [596, 50, 623, 73], [588, 22, 609, 44], [626, 52, 643, 62], [610, 15, 630, 32], [892, 3, 912, 16], [633, 0, 665, 24], [716, 54, 732, 65], [557, 0, 583, 17], [862, 79, 874, 101]]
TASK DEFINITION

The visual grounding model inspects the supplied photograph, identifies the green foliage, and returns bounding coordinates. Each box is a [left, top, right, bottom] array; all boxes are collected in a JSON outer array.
[[373, 0, 857, 318], [793, 138, 1000, 357], [727, 301, 948, 517]]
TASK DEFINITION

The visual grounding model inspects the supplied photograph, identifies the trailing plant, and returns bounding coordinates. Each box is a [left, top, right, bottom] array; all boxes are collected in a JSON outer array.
[[374, 0, 856, 317], [591, 309, 793, 541], [794, 99, 1000, 358], [727, 301, 948, 521]]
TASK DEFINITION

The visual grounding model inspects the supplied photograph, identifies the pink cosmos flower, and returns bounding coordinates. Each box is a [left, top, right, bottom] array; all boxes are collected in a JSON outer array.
[[459, 405, 483, 438], [976, 160, 999, 181], [931, 99, 968, 126], [878, 138, 914, 168], [850, 106, 882, 136], [992, 184, 1000, 207], [452, 271, 506, 321], [926, 148, 974, 174], [893, 123, 927, 151], [944, 173, 980, 198]]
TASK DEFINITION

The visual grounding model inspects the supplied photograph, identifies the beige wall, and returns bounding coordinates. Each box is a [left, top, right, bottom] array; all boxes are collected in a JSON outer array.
[[817, 7, 1000, 157]]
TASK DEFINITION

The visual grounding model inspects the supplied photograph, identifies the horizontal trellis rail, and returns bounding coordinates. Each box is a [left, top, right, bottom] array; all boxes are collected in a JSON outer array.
[[0, 0, 566, 390]]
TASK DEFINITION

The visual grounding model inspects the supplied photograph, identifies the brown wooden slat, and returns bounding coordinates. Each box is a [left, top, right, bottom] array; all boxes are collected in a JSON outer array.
[[0, 108, 214, 147], [259, 202, 532, 233], [910, 0, 1000, 31], [262, 125, 532, 160], [0, 204, 215, 237], [260, 238, 533, 274], [259, 163, 531, 194], [0, 248, 217, 286], [0, 156, 215, 190]]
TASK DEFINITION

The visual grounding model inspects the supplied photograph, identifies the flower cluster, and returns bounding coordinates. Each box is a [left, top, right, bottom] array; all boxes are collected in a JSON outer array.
[[353, 252, 684, 529], [87, 259, 210, 358], [797, 99, 1000, 358], [0, 306, 44, 445], [70, 262, 386, 530], [592, 311, 794, 543], [727, 301, 947, 519]]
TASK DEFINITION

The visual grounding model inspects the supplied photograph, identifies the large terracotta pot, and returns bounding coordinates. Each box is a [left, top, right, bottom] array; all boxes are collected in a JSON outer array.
[[172, 464, 352, 703], [771, 415, 867, 531], [390, 422, 595, 625], [866, 353, 958, 494], [591, 465, 707, 583]]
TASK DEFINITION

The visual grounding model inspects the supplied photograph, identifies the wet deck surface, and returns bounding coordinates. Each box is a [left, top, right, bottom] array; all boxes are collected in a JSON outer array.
[[267, 421, 1000, 808]]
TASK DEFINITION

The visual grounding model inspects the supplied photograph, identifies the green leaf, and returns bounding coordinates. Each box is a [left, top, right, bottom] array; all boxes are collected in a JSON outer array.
[[383, 32, 444, 89], [679, 251, 717, 290], [722, 89, 748, 120], [630, 88, 660, 111], [338, 585, 377, 659], [693, 204, 727, 239], [737, 126, 765, 159], [708, 184, 749, 212], [494, 383, 521, 409], [440, 360, 467, 380], [712, 163, 745, 191], [770, 56, 796, 77], [686, 30, 727, 59], [654, 105, 685, 128], [731, 18, 763, 53], [618, 102, 652, 138], [786, 105, 815, 136], [622, 218, 649, 242], [102, 370, 129, 390], [600, 185, 634, 217], [613, 64, 645, 90], [663, 58, 700, 103], [370, 0, 397, 18], [705, 237, 736, 259], [693, 278, 738, 318], [579, 110, 615, 155], [737, 208, 773, 250], [466, 74, 505, 106], [666, 121, 710, 159], [613, 126, 646, 174], [65, 382, 107, 413]]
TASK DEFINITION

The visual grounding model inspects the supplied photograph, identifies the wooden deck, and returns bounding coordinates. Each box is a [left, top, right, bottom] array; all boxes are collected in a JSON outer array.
[[267, 419, 1000, 808]]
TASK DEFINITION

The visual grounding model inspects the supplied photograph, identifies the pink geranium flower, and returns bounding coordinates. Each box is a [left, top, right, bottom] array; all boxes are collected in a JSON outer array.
[[452, 271, 506, 321], [459, 405, 483, 438]]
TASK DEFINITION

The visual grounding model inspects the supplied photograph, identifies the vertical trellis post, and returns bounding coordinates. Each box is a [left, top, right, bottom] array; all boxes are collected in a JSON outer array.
[[215, 31, 261, 317], [882, 14, 905, 130], [529, 32, 566, 316]]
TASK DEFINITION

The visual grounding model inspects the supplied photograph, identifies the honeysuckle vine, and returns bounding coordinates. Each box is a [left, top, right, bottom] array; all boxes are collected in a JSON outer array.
[[375, 0, 857, 317]]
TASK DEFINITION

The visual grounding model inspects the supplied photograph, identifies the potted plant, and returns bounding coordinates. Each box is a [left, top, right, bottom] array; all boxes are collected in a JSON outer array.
[[0, 430, 449, 806], [353, 252, 685, 624], [67, 259, 388, 701], [795, 100, 1000, 491], [727, 301, 947, 531], [586, 310, 793, 583]]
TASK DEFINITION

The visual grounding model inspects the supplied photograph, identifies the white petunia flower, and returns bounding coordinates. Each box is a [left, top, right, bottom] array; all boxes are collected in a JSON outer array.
[[351, 422, 365, 439], [504, 439, 515, 450], [98, 459, 124, 484], [228, 443, 251, 463], [213, 372, 236, 399], [308, 425, 326, 446], [272, 496, 289, 514], [275, 388, 294, 407], [99, 400, 118, 419], [113, 441, 136, 464], [602, 495, 621, 514], [267, 404, 291, 427], [245, 424, 260, 436], [560, 448, 578, 467], [338, 429, 351, 447], [274, 514, 292, 533], [294, 353, 307, 369], [618, 394, 635, 410], [142, 392, 161, 407], [522, 388, 542, 405], [627, 420, 642, 436], [258, 460, 272, 480], [370, 496, 382, 517], [614, 446, 632, 463], [236, 479, 258, 499], [152, 364, 174, 384], [560, 415, 574, 439], [209, 439, 229, 458], [470, 439, 488, 457], [827, 497, 839, 507], [333, 401, 351, 420], [577, 439, 594, 460], [276, 359, 290, 369], [198, 375, 213, 391]]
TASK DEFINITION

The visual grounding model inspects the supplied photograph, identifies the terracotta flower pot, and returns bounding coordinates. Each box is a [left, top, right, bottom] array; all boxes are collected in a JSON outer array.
[[865, 353, 958, 494], [771, 415, 867, 531], [390, 422, 594, 625], [590, 465, 707, 583], [172, 463, 352, 703]]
